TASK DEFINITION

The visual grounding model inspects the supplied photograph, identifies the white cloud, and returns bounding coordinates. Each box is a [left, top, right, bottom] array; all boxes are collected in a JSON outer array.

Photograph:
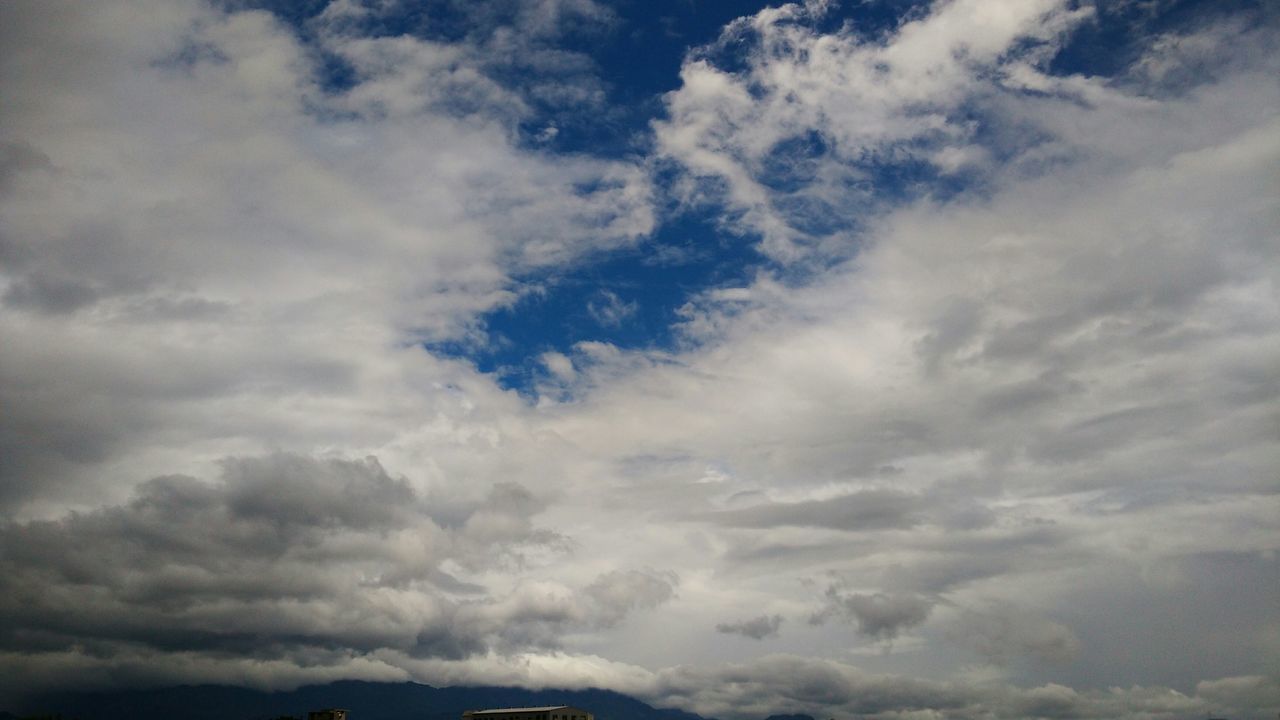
[[535, 1, 1280, 702], [0, 1, 1277, 718], [542, 351, 577, 381], [588, 289, 639, 327], [0, 0, 651, 512], [654, 0, 1093, 260]]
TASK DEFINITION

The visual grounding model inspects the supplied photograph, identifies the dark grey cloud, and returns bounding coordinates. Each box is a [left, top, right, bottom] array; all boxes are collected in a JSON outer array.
[[2, 272, 101, 315], [861, 520, 1090, 598], [715, 614, 782, 640], [0, 139, 51, 194], [810, 588, 934, 641], [948, 601, 1081, 665], [220, 453, 416, 530], [0, 453, 670, 686]]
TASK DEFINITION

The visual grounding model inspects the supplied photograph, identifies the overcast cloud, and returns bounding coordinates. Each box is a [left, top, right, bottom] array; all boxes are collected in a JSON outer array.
[[1, 0, 1277, 718]]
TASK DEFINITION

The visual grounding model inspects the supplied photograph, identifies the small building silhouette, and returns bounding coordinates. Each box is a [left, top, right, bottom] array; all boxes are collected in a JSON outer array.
[[308, 710, 348, 720], [462, 706, 592, 720]]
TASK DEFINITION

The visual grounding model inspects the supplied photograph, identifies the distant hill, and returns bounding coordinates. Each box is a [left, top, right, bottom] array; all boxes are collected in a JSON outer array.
[[11, 680, 713, 720]]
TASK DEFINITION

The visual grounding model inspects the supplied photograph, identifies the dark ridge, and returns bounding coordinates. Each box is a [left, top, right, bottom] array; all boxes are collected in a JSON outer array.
[[12, 681, 712, 720]]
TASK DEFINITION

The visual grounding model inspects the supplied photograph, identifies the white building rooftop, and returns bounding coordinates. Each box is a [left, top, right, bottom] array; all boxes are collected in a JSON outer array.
[[466, 709, 573, 715]]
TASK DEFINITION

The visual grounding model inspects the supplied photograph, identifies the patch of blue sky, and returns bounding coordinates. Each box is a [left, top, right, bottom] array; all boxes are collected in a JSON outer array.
[[1049, 0, 1267, 80], [755, 129, 976, 241], [245, 0, 941, 155], [429, 208, 768, 394], [422, 3, 1016, 395], [756, 130, 830, 193], [240, 0, 1246, 397], [515, 0, 799, 158], [245, 0, 1256, 103]]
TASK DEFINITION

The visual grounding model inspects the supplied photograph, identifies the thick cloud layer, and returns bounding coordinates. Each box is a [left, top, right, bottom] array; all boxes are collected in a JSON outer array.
[[1, 0, 1278, 718], [0, 455, 672, 669], [651, 657, 1280, 720]]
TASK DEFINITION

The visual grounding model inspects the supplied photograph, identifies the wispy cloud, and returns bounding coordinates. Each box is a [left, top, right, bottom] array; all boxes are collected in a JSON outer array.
[[587, 289, 639, 327]]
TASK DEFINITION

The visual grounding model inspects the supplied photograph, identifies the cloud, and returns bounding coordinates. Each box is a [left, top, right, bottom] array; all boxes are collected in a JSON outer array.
[[541, 351, 577, 381], [0, 452, 674, 695], [1196, 675, 1280, 714], [948, 601, 1081, 665], [655, 0, 1093, 259], [645, 654, 1278, 720], [587, 289, 639, 327], [537, 3, 1277, 705], [702, 489, 924, 531], [583, 569, 679, 628], [219, 453, 416, 530], [0, 0, 1278, 717], [316, 0, 617, 122], [716, 614, 782, 640], [0, 0, 652, 511], [810, 588, 934, 641]]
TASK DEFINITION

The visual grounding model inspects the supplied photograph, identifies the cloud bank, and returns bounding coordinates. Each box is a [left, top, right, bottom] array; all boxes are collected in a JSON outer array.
[[1, 0, 1277, 718]]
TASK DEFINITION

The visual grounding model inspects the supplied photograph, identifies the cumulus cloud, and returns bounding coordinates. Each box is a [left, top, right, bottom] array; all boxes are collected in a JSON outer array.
[[542, 351, 577, 381]]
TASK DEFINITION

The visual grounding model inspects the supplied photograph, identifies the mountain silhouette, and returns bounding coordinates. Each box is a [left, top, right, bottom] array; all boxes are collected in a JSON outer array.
[[12, 681, 713, 720]]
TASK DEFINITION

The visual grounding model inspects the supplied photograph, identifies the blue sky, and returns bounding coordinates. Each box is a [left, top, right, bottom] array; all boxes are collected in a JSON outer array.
[[391, 0, 931, 391], [340, 0, 1267, 394], [1, 1, 1278, 718]]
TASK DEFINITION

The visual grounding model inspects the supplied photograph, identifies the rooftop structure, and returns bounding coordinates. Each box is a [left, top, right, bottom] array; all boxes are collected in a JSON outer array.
[[463, 706, 593, 720]]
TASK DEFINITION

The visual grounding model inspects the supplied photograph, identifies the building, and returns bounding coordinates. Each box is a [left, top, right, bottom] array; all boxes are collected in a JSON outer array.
[[463, 706, 593, 720], [308, 710, 348, 720]]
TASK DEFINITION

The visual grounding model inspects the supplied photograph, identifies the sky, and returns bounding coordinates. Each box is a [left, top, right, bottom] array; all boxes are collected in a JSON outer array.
[[0, 0, 1278, 718]]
